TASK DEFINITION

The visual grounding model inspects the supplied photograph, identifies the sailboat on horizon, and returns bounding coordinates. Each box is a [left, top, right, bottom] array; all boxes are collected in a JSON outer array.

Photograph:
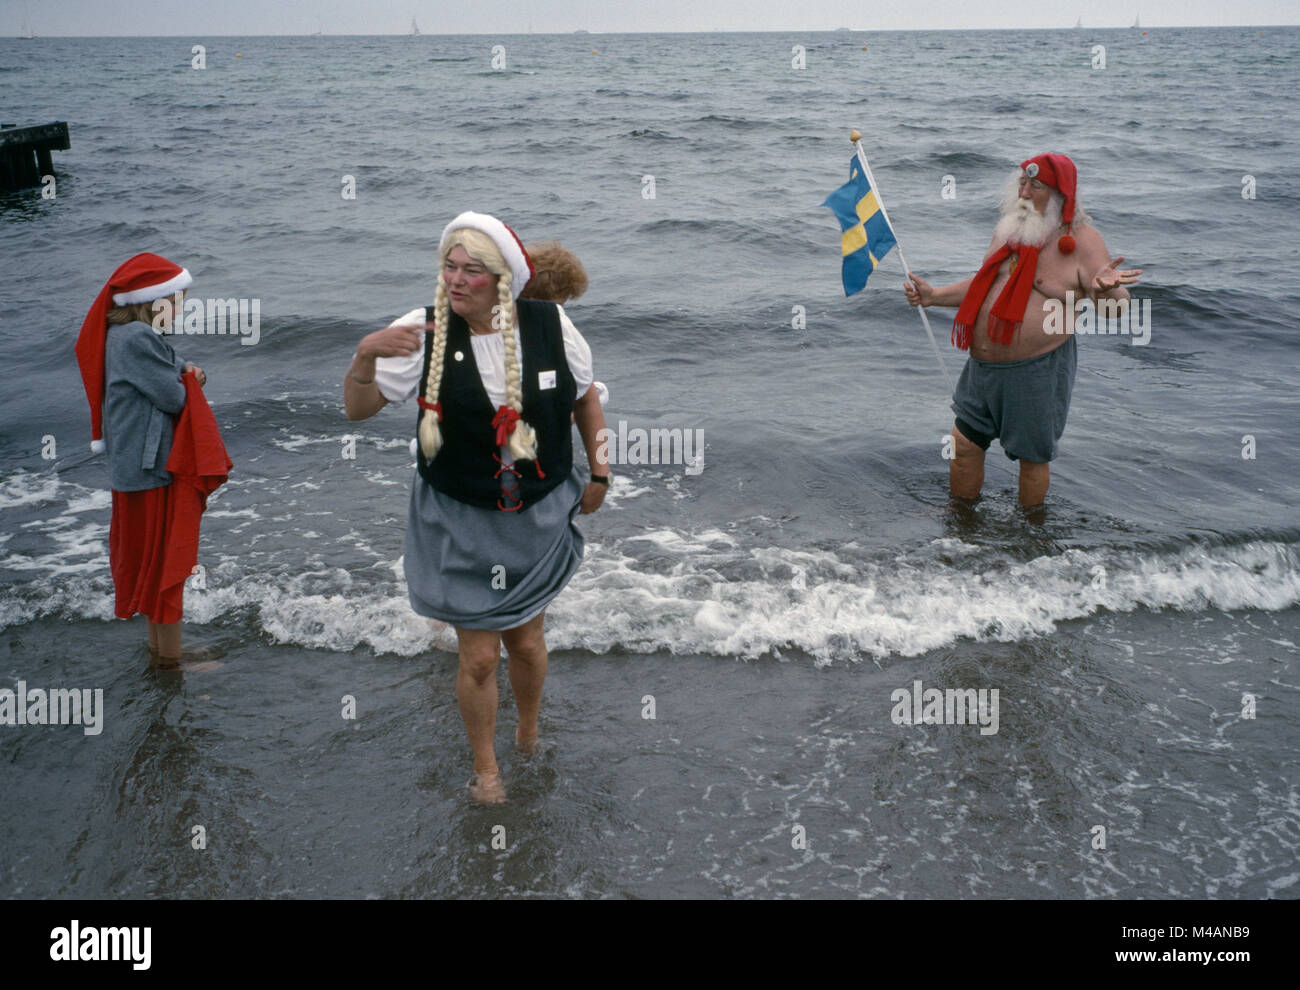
[[1132, 13, 1141, 28], [410, 16, 421, 36], [1074, 17, 1082, 29], [20, 1, 35, 39]]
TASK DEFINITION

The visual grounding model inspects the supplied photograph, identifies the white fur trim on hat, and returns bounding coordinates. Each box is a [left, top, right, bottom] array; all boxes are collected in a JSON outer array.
[[90, 439, 106, 454], [112, 268, 193, 306], [439, 212, 533, 298]]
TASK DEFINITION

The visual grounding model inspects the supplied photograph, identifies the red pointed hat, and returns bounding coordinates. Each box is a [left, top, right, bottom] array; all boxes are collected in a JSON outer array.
[[1021, 153, 1077, 223], [1021, 153, 1078, 253], [76, 252, 192, 452]]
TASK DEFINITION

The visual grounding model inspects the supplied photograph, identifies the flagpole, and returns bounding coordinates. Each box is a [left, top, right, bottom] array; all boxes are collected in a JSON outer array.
[[849, 129, 952, 390]]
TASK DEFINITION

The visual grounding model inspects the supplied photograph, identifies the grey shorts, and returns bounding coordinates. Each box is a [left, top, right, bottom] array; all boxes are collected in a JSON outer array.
[[950, 336, 1077, 463]]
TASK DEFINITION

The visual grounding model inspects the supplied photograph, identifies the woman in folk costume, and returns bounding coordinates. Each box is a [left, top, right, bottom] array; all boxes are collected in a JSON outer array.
[[76, 252, 230, 670], [344, 212, 610, 804]]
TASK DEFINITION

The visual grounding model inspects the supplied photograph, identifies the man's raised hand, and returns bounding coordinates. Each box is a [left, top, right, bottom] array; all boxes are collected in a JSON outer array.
[[1091, 256, 1142, 295]]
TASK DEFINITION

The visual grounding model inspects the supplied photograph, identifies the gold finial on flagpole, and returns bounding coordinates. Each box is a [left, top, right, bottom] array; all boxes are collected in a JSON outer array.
[[849, 128, 862, 143]]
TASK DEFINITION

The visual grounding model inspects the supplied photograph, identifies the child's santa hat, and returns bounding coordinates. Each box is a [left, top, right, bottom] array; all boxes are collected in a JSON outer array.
[[76, 252, 192, 453]]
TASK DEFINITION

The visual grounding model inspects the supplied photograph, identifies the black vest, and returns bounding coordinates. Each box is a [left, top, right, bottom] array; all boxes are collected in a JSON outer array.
[[415, 298, 576, 511]]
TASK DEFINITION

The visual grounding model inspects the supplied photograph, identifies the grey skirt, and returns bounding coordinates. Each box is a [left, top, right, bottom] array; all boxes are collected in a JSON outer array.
[[403, 463, 586, 631]]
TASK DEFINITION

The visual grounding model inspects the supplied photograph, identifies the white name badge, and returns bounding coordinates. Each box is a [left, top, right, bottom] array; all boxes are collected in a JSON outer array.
[[538, 370, 557, 390]]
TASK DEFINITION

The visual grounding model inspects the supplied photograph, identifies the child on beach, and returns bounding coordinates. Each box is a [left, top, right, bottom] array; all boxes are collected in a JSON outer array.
[[76, 253, 230, 670]]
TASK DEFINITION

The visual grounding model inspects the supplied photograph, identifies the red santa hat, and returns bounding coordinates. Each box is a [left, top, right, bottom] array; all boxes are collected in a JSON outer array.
[[76, 252, 192, 453], [1021, 153, 1078, 254], [438, 212, 535, 297]]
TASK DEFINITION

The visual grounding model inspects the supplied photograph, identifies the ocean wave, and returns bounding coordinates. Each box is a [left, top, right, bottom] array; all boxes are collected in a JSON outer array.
[[2, 470, 1296, 663]]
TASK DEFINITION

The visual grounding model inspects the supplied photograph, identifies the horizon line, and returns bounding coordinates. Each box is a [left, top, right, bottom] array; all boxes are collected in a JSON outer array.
[[5, 24, 1299, 38]]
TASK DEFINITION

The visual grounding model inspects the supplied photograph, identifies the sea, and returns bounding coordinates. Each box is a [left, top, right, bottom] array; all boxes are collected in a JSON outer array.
[[0, 28, 1297, 900]]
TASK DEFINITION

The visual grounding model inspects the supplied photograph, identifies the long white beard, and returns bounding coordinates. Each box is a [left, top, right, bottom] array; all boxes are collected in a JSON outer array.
[[994, 192, 1063, 249]]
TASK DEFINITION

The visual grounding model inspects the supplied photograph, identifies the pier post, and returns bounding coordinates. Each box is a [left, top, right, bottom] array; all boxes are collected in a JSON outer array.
[[0, 122, 70, 192]]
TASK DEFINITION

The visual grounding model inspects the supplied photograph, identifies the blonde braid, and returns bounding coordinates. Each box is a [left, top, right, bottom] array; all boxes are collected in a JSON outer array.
[[499, 277, 538, 461], [417, 277, 450, 458]]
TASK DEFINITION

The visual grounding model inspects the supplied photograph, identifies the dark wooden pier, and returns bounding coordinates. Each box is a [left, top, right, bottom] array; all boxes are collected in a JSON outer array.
[[0, 122, 70, 191]]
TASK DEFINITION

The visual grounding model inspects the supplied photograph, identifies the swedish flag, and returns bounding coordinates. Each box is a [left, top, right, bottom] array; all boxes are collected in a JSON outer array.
[[821, 155, 898, 296]]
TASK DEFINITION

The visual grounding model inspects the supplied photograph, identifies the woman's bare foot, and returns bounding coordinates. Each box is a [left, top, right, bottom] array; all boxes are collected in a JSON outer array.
[[515, 729, 540, 756], [468, 771, 507, 804]]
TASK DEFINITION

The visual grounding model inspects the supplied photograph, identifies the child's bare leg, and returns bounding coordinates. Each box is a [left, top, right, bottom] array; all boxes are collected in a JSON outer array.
[[151, 621, 183, 668]]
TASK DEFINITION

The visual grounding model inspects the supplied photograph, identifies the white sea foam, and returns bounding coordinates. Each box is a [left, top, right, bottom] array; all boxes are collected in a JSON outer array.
[[2, 466, 1297, 661], [0, 472, 61, 509], [543, 537, 1300, 663], [6, 533, 1299, 659]]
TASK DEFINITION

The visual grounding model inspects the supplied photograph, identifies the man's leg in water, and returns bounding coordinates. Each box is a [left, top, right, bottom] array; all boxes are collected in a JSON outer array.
[[950, 425, 986, 499], [1018, 459, 1050, 507]]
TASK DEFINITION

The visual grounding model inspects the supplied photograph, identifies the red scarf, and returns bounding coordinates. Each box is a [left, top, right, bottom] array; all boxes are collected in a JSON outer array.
[[952, 242, 1040, 350]]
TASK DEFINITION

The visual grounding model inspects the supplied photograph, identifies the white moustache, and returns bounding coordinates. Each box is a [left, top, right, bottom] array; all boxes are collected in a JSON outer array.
[[995, 200, 1056, 248]]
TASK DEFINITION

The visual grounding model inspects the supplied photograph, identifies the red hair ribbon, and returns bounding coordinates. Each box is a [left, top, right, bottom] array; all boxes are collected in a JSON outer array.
[[417, 398, 442, 420], [492, 405, 520, 447]]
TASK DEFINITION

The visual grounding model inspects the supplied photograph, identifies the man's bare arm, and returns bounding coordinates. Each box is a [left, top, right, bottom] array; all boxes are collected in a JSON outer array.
[[904, 233, 1000, 308], [1076, 226, 1140, 303], [905, 273, 974, 308]]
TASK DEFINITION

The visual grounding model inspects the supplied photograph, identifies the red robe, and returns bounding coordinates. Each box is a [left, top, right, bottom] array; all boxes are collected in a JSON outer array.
[[110, 372, 231, 623]]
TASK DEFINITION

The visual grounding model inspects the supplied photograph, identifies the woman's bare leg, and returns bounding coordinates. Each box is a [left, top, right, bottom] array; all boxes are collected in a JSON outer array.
[[502, 613, 548, 753], [456, 626, 506, 803]]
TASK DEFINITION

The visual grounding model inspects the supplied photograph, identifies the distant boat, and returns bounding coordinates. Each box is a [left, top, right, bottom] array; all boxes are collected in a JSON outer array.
[[574, 29, 589, 34], [1074, 17, 1082, 29], [410, 17, 421, 36], [1132, 14, 1140, 28], [20, 1, 34, 38]]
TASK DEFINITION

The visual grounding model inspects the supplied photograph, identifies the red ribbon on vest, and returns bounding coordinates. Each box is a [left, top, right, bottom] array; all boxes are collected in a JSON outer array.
[[493, 452, 523, 511], [492, 405, 520, 447], [951, 242, 1041, 350], [417, 397, 442, 420]]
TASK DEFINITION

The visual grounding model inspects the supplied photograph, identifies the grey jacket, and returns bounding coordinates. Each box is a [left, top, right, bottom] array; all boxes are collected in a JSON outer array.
[[103, 321, 186, 492]]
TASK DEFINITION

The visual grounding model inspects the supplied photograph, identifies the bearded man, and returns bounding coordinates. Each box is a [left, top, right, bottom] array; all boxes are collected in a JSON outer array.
[[904, 153, 1141, 506]]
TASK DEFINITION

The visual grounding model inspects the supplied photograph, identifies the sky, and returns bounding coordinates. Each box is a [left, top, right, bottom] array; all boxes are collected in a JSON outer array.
[[5, 0, 1298, 36]]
